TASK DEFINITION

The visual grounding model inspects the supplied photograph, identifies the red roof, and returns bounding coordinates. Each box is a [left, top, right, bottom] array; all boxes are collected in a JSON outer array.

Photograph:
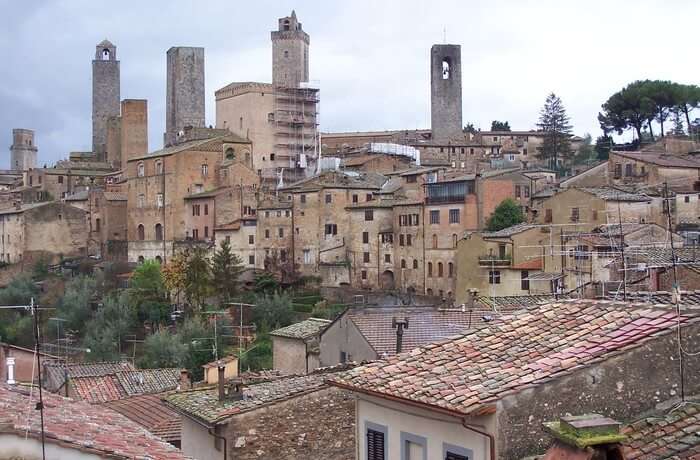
[[511, 257, 543, 270], [0, 383, 186, 459], [72, 374, 127, 404], [102, 393, 181, 443]]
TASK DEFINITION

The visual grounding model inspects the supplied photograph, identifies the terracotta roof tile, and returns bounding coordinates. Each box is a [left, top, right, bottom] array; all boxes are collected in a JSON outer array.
[[102, 393, 181, 443], [330, 299, 699, 416], [270, 318, 331, 340], [624, 402, 700, 459], [116, 368, 181, 396], [72, 374, 127, 404], [0, 383, 186, 459]]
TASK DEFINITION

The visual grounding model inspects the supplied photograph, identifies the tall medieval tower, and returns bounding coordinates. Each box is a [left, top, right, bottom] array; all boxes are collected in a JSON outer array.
[[10, 129, 38, 170], [271, 10, 309, 88], [92, 40, 120, 159], [430, 44, 463, 142], [164, 47, 205, 147]]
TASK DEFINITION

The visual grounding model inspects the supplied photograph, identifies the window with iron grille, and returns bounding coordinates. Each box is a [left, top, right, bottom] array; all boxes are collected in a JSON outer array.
[[363, 232, 369, 244], [365, 210, 374, 221], [430, 210, 440, 224], [449, 209, 460, 224], [489, 270, 501, 284], [571, 207, 580, 223]]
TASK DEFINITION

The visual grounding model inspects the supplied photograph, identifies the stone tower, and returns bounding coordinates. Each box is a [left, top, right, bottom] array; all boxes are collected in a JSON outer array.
[[120, 100, 148, 167], [271, 10, 309, 88], [10, 129, 38, 170], [430, 44, 463, 142], [93, 39, 121, 159], [164, 47, 205, 147]]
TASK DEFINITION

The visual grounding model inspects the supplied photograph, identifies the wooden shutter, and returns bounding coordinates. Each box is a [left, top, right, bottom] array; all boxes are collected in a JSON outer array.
[[445, 452, 469, 460], [367, 428, 385, 460]]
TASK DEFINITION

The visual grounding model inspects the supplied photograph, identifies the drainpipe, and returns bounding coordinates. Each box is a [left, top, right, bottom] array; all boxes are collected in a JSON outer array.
[[461, 418, 495, 460], [207, 427, 228, 460]]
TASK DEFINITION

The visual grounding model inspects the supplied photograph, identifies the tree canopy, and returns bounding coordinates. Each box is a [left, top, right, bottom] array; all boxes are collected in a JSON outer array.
[[486, 198, 524, 231], [491, 120, 511, 131], [536, 93, 573, 171], [210, 240, 244, 302]]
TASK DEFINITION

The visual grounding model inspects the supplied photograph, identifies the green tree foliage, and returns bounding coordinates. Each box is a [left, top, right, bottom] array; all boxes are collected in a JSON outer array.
[[83, 292, 136, 360], [239, 333, 272, 372], [57, 276, 96, 336], [139, 329, 187, 369], [463, 123, 477, 134], [573, 134, 597, 165], [486, 199, 524, 232], [254, 272, 279, 293], [129, 260, 169, 326], [253, 291, 294, 332], [184, 248, 211, 312], [536, 93, 573, 170], [210, 240, 244, 303], [594, 135, 613, 161], [491, 120, 511, 131]]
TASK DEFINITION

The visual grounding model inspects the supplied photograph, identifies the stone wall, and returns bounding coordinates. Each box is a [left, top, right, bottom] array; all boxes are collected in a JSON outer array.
[[430, 44, 462, 142], [496, 321, 700, 459], [92, 43, 120, 158], [225, 387, 354, 460], [165, 47, 205, 147]]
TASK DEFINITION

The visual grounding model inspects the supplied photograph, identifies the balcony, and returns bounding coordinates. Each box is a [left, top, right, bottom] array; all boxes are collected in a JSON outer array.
[[478, 254, 512, 266]]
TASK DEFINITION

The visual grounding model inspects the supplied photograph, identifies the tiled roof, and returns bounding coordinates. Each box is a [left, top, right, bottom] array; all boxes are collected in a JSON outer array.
[[165, 368, 349, 425], [475, 294, 567, 310], [116, 368, 181, 396], [627, 247, 700, 268], [281, 171, 382, 192], [102, 393, 182, 443], [270, 318, 331, 340], [129, 135, 249, 162], [0, 383, 186, 459], [482, 223, 537, 238], [43, 361, 135, 392], [606, 290, 700, 307], [341, 306, 518, 356], [330, 299, 698, 416], [624, 402, 700, 459], [613, 150, 700, 168], [64, 190, 88, 201], [72, 374, 127, 404], [511, 257, 543, 270], [203, 355, 238, 369], [103, 191, 127, 201], [578, 187, 652, 202]]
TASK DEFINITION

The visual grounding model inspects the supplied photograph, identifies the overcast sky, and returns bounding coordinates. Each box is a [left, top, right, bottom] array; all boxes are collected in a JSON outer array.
[[1, 0, 698, 167]]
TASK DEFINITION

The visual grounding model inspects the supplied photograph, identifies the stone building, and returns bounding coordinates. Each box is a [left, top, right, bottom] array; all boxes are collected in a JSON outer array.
[[609, 150, 700, 191], [25, 161, 114, 201], [126, 134, 252, 263], [9, 129, 38, 171], [165, 47, 205, 147], [216, 12, 319, 183], [430, 44, 462, 142], [270, 317, 331, 374], [256, 196, 294, 271], [92, 40, 120, 160], [347, 200, 397, 290], [0, 201, 87, 265]]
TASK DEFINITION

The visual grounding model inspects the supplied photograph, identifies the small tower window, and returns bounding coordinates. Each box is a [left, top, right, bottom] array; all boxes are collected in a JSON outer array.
[[283, 20, 290, 31], [284, 50, 289, 58], [102, 49, 110, 60], [442, 57, 451, 80]]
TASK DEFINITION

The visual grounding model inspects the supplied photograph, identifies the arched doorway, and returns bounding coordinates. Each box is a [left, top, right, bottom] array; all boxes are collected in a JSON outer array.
[[380, 270, 395, 290]]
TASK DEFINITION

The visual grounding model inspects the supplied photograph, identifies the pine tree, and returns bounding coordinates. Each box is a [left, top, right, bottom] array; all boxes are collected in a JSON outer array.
[[536, 93, 573, 171], [184, 247, 211, 311], [210, 239, 244, 302]]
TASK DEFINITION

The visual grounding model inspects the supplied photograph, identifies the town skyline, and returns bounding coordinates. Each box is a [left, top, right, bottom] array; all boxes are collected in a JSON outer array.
[[2, 0, 699, 166]]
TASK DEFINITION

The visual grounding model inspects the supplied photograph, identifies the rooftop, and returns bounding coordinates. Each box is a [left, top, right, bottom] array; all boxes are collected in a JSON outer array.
[[612, 150, 700, 168], [270, 318, 331, 340], [102, 393, 182, 443], [0, 383, 186, 459], [330, 299, 698, 416], [481, 223, 538, 238], [578, 187, 652, 202], [624, 401, 700, 459], [43, 361, 135, 391], [129, 134, 249, 162]]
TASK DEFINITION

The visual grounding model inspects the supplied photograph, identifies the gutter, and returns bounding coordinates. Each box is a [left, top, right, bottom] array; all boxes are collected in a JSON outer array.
[[329, 381, 495, 459]]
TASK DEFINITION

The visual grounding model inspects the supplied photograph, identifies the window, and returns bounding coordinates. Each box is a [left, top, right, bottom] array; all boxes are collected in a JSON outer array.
[[430, 210, 440, 224], [270, 153, 275, 161], [265, 229, 270, 239], [324, 223, 338, 236], [137, 224, 145, 241], [385, 254, 391, 263], [427, 262, 433, 277], [363, 252, 370, 263], [225, 236, 231, 243], [625, 163, 633, 176], [442, 57, 451, 79], [438, 262, 444, 277], [406, 175, 417, 183], [156, 193, 164, 208], [137, 163, 145, 177], [365, 210, 374, 221], [381, 233, 393, 244], [204, 204, 209, 215], [521, 270, 530, 291], [348, 194, 356, 204], [592, 210, 598, 220], [406, 234, 412, 246], [399, 234, 405, 246], [325, 193, 332, 204], [366, 193, 373, 201], [155, 223, 163, 241], [58, 175, 64, 184], [401, 432, 427, 460], [412, 214, 419, 225], [515, 185, 521, 198], [413, 259, 418, 269], [303, 249, 312, 264], [156, 161, 163, 174], [361, 270, 367, 280], [443, 443, 473, 460], [448, 262, 454, 277], [137, 194, 145, 208], [278, 228, 284, 238], [489, 270, 501, 284], [522, 148, 528, 156], [248, 235, 254, 245], [225, 148, 235, 160], [574, 244, 590, 260], [685, 195, 691, 203], [614, 163, 622, 178], [449, 209, 460, 224], [401, 259, 406, 268], [204, 226, 209, 238], [571, 207, 580, 223], [300, 194, 306, 204], [545, 209, 553, 223], [95, 218, 101, 232], [340, 351, 347, 363], [249, 255, 255, 265], [363, 232, 369, 244], [452, 234, 458, 248], [432, 234, 438, 249]]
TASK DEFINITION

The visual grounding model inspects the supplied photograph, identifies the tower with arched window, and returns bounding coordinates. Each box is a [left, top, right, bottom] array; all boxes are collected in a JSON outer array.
[[430, 44, 462, 142], [92, 40, 120, 160], [271, 10, 309, 88]]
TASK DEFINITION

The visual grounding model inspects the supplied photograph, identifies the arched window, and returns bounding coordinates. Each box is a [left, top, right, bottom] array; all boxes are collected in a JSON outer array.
[[448, 262, 454, 278], [156, 161, 163, 174], [155, 223, 163, 241], [225, 148, 235, 160], [427, 262, 433, 277], [432, 234, 438, 249], [102, 49, 110, 60], [427, 288, 433, 296], [412, 259, 418, 269], [137, 255, 144, 264], [401, 259, 406, 269], [442, 57, 451, 79], [447, 291, 453, 299], [137, 162, 145, 177], [137, 224, 145, 241], [438, 262, 444, 277], [453, 234, 458, 248], [155, 255, 162, 264]]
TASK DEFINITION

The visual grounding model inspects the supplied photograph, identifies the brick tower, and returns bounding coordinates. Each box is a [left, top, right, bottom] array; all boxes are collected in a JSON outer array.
[[271, 10, 309, 88], [430, 44, 463, 142], [164, 47, 205, 147], [92, 39, 121, 160], [10, 129, 38, 170]]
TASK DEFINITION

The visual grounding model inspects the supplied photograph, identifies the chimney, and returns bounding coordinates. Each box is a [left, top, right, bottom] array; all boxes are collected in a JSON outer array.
[[179, 369, 191, 390], [6, 357, 16, 385], [217, 364, 225, 401], [391, 317, 409, 354], [542, 414, 626, 458]]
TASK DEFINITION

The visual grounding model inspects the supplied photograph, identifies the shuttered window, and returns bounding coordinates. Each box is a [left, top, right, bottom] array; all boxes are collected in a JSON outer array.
[[445, 452, 469, 460], [367, 428, 385, 460]]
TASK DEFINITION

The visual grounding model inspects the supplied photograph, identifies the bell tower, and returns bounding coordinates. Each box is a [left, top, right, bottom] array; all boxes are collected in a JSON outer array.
[[92, 39, 121, 160], [430, 44, 463, 142], [271, 10, 309, 88]]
